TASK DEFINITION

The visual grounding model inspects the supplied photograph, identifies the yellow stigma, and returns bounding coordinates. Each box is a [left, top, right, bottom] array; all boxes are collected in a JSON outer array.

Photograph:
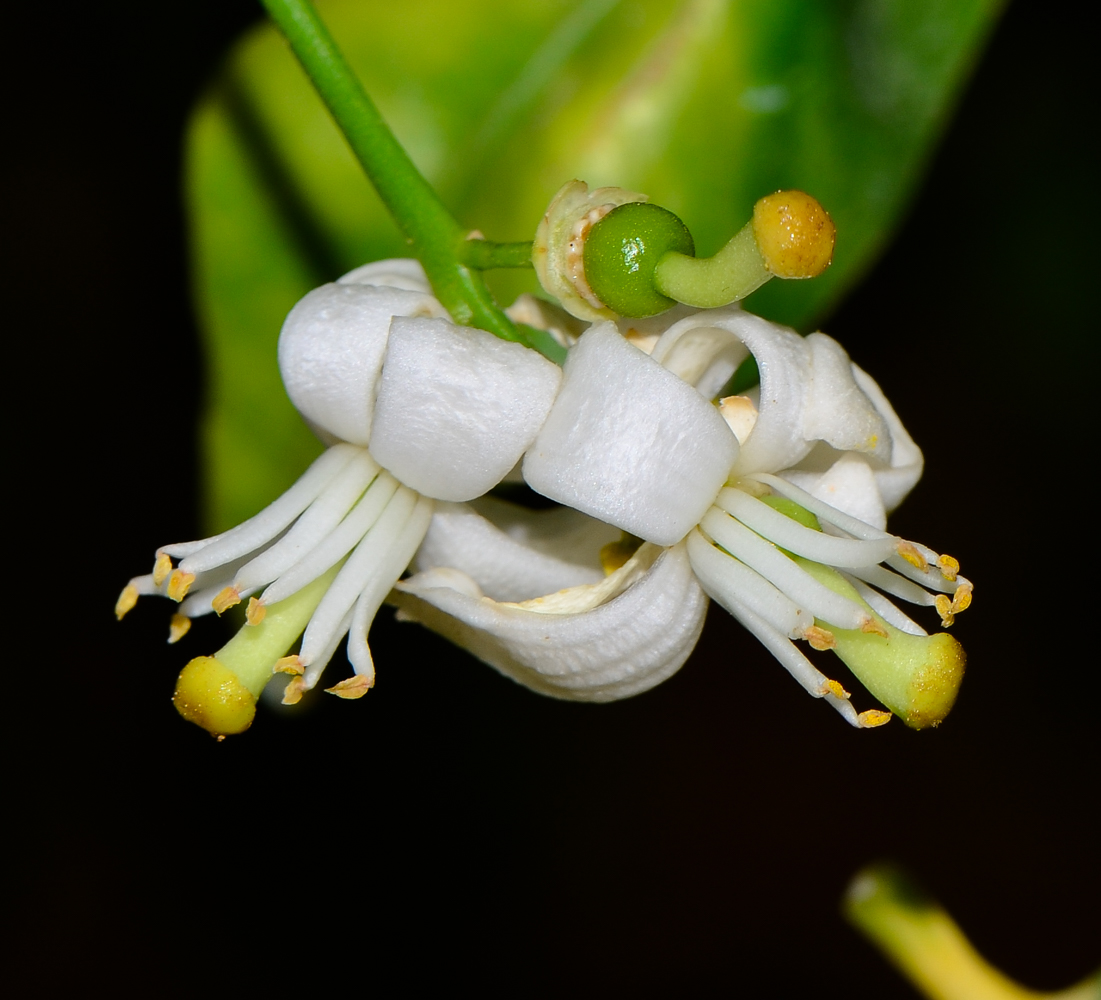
[[752, 190, 835, 279], [115, 584, 139, 620], [168, 614, 191, 644], [172, 656, 257, 737]]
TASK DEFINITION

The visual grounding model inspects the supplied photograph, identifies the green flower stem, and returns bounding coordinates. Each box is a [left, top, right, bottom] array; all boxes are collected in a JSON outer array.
[[654, 221, 773, 308], [259, 0, 552, 356], [845, 865, 1101, 1000], [459, 239, 535, 270]]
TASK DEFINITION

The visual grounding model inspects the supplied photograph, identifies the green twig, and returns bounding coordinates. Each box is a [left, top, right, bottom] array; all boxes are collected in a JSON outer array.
[[459, 240, 535, 270], [260, 0, 548, 355]]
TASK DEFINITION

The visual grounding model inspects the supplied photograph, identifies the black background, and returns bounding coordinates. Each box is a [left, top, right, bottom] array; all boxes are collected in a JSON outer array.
[[8, 2, 1097, 996]]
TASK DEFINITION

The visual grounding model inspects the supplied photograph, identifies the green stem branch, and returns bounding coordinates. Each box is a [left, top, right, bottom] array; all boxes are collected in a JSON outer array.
[[260, 0, 548, 354]]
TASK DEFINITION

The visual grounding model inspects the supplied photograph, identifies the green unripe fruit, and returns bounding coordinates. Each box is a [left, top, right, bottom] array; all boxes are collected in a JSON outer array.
[[584, 202, 695, 317]]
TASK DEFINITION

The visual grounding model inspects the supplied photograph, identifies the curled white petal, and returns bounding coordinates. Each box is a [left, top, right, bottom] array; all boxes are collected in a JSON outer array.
[[369, 317, 562, 501], [414, 499, 615, 602], [337, 257, 433, 293], [523, 323, 738, 546], [278, 282, 447, 445], [392, 541, 708, 701], [852, 364, 924, 512], [781, 452, 889, 531], [651, 308, 813, 472], [803, 334, 891, 463]]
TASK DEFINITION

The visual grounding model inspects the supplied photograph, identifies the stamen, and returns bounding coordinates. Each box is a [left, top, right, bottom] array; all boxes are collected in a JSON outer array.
[[175, 444, 359, 576], [937, 554, 960, 581], [166, 569, 195, 602], [282, 676, 308, 705], [230, 451, 380, 595], [745, 473, 892, 541], [246, 597, 266, 626], [804, 626, 837, 651], [860, 618, 890, 638], [258, 471, 400, 608], [319, 495, 434, 690], [298, 486, 418, 676], [845, 577, 928, 636], [897, 541, 928, 572], [686, 529, 813, 638], [153, 552, 172, 587], [858, 710, 892, 728], [212, 586, 241, 616], [699, 507, 871, 631], [935, 595, 955, 627], [820, 678, 849, 699], [273, 655, 303, 675], [168, 614, 191, 644], [714, 487, 897, 567], [718, 591, 865, 729], [718, 395, 759, 444], [326, 675, 372, 699], [115, 584, 139, 620], [847, 564, 937, 607]]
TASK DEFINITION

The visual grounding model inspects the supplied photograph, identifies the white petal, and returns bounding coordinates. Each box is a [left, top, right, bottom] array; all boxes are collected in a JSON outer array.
[[650, 308, 815, 473], [369, 317, 562, 501], [781, 453, 889, 531], [414, 500, 614, 602], [523, 323, 738, 546], [278, 283, 447, 445], [851, 365, 924, 512], [804, 334, 891, 462], [392, 541, 708, 701], [337, 257, 433, 293]]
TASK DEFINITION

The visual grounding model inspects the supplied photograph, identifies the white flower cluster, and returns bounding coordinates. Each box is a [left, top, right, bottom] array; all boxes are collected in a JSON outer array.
[[120, 259, 971, 730]]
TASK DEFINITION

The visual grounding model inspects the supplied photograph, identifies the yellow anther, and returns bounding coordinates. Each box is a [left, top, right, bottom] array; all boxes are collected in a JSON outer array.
[[168, 614, 191, 644], [273, 655, 304, 676], [897, 541, 928, 572], [115, 584, 139, 621], [752, 190, 835, 279], [937, 554, 960, 582], [857, 709, 892, 728], [934, 594, 956, 627], [804, 625, 837, 651], [166, 568, 195, 602], [212, 586, 241, 616], [153, 552, 172, 587], [821, 678, 851, 700], [719, 395, 760, 444], [326, 675, 373, 700], [952, 582, 973, 614], [282, 676, 307, 706], [860, 617, 890, 638], [246, 597, 266, 626]]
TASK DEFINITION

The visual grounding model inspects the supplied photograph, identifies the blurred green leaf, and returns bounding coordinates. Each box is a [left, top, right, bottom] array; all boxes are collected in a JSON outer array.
[[187, 0, 1003, 530]]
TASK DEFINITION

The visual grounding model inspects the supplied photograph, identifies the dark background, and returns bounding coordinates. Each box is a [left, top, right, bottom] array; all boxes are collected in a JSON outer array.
[[8, 2, 1097, 996]]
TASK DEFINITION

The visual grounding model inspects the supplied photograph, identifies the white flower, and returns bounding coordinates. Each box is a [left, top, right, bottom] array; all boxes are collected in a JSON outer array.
[[117, 260, 561, 736], [402, 308, 971, 729]]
